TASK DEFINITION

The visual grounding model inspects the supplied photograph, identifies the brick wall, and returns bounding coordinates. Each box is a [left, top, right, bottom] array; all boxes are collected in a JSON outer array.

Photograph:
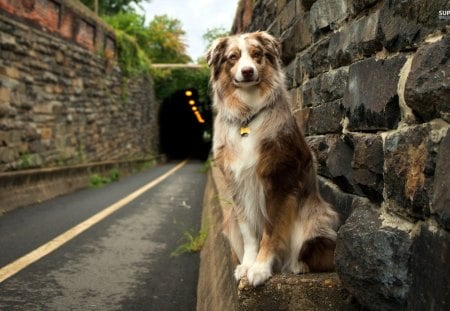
[[0, 1, 158, 172], [0, 0, 116, 54], [232, 0, 449, 309]]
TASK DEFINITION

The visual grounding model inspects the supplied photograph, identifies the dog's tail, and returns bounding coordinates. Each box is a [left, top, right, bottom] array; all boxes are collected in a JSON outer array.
[[298, 197, 339, 272], [299, 236, 336, 272]]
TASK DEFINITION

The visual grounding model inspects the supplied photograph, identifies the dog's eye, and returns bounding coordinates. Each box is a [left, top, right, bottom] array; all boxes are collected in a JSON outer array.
[[228, 54, 238, 61], [252, 51, 262, 58]]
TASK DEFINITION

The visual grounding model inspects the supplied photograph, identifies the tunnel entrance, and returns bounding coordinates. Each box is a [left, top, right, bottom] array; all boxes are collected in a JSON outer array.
[[159, 89, 212, 160]]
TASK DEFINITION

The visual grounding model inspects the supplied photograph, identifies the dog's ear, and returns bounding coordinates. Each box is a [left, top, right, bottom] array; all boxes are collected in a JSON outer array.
[[206, 37, 228, 67], [205, 37, 228, 80], [254, 31, 281, 66]]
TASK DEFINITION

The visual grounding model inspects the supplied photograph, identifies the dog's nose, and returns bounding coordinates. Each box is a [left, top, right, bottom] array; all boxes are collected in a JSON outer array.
[[241, 67, 254, 79]]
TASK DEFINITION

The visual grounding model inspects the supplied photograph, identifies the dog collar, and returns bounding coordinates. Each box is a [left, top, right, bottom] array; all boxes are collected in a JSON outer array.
[[239, 107, 267, 137], [240, 126, 251, 137]]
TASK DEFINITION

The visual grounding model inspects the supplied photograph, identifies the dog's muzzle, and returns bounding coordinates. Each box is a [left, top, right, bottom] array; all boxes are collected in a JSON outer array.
[[234, 66, 260, 87]]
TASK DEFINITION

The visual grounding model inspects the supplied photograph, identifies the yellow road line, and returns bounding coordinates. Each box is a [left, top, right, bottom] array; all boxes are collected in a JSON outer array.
[[0, 160, 188, 284]]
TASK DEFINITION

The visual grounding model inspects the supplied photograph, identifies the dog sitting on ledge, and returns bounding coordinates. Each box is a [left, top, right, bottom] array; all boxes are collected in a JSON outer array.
[[206, 31, 339, 287]]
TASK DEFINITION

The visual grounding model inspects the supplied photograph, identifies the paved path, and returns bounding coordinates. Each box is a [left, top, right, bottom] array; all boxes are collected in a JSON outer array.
[[0, 160, 206, 310]]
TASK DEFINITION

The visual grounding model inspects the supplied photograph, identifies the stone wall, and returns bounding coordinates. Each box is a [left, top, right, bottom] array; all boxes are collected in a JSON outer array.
[[0, 0, 158, 172], [232, 0, 449, 309]]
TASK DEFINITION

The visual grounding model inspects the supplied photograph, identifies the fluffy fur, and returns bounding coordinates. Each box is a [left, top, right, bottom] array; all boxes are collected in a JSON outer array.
[[206, 31, 339, 287]]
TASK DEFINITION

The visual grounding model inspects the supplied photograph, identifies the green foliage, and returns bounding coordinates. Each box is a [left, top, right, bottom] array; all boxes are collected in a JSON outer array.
[[80, 0, 150, 16], [145, 15, 191, 63], [202, 27, 229, 50], [198, 27, 229, 63], [103, 12, 191, 76], [89, 168, 121, 187], [113, 27, 152, 76], [17, 153, 32, 169], [171, 227, 208, 257], [108, 168, 120, 182], [200, 156, 212, 173], [151, 66, 210, 102]]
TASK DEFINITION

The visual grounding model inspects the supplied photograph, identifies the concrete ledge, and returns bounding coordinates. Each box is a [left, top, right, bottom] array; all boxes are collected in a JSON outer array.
[[197, 165, 359, 311], [0, 156, 164, 215]]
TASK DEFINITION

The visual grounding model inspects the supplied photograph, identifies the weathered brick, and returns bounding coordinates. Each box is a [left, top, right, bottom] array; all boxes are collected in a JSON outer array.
[[279, 0, 297, 31], [409, 224, 450, 310], [308, 133, 384, 202], [384, 121, 449, 220], [280, 14, 312, 64], [0, 87, 11, 103], [336, 202, 413, 310], [350, 133, 384, 203], [405, 34, 450, 122], [328, 10, 382, 68], [310, 0, 349, 33], [432, 127, 450, 230], [350, 0, 379, 16], [0, 146, 18, 163], [343, 55, 405, 131], [379, 0, 449, 52], [304, 100, 344, 135], [298, 67, 348, 107]]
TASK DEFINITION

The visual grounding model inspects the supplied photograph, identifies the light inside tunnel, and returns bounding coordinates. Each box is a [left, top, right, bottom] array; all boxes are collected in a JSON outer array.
[[194, 111, 205, 123], [159, 88, 211, 160], [184, 89, 204, 124]]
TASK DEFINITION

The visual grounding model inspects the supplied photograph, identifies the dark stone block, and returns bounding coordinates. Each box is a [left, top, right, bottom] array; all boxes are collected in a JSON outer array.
[[328, 11, 382, 68], [294, 39, 332, 80], [305, 100, 344, 135], [300, 67, 349, 107], [301, 0, 317, 11], [350, 0, 379, 16], [409, 224, 450, 310], [320, 67, 348, 103], [343, 56, 405, 131], [324, 135, 361, 195], [404, 34, 450, 122], [310, 0, 349, 34], [380, 0, 449, 51], [350, 133, 384, 203], [280, 14, 312, 64], [308, 133, 384, 202], [433, 128, 450, 230], [247, 0, 278, 32], [300, 77, 321, 107], [310, 39, 330, 77], [335, 202, 412, 311], [384, 123, 446, 220]]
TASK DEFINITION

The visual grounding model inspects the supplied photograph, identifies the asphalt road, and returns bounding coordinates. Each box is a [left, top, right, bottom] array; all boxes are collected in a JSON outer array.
[[0, 160, 206, 310]]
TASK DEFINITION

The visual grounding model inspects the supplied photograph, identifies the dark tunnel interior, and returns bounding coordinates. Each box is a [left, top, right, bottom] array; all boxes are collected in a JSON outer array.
[[158, 89, 212, 160]]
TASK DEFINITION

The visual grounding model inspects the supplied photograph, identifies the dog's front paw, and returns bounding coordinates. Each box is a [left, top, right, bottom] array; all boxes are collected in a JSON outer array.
[[234, 264, 250, 281], [247, 262, 272, 287]]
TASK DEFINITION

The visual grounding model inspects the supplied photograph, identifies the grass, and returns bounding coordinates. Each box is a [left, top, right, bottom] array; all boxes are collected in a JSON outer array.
[[89, 168, 120, 187], [171, 227, 208, 257]]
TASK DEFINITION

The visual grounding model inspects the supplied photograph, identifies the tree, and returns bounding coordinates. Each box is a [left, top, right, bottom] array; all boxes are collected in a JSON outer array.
[[202, 27, 229, 51], [144, 15, 191, 63], [197, 27, 229, 63], [80, 0, 150, 16]]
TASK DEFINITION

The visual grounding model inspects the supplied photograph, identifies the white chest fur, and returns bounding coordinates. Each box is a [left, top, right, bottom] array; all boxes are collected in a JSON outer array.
[[223, 118, 267, 227]]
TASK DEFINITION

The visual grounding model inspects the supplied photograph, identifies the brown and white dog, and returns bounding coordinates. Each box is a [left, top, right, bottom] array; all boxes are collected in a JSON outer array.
[[206, 31, 339, 287]]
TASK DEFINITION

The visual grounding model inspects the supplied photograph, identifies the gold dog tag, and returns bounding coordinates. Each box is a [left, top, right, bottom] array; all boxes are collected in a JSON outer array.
[[240, 127, 250, 137]]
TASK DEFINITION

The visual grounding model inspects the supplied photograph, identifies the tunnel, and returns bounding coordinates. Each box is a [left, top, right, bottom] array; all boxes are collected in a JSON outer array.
[[159, 89, 212, 160]]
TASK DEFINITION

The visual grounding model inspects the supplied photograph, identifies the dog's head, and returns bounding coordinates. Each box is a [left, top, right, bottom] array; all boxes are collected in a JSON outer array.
[[206, 31, 282, 88]]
